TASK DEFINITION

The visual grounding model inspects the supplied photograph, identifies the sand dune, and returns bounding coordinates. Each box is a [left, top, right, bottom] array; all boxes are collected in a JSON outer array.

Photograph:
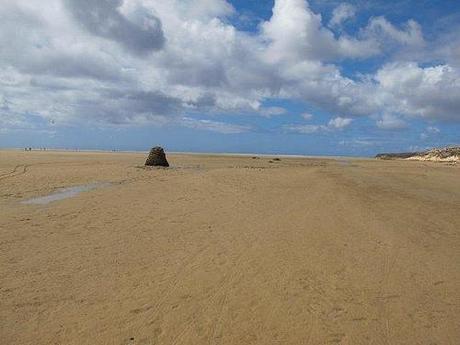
[[1, 150, 459, 344], [376, 146, 460, 163]]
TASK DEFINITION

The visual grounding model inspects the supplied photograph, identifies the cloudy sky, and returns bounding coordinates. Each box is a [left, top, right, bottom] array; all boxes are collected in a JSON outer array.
[[0, 0, 459, 155]]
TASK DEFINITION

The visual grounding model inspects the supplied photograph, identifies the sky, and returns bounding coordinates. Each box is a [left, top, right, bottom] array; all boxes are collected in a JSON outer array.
[[0, 0, 459, 156]]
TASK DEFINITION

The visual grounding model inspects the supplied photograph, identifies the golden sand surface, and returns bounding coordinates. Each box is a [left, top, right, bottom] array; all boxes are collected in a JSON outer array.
[[1, 150, 459, 345]]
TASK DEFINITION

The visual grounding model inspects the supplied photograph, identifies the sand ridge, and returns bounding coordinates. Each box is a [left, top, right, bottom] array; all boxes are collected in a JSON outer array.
[[0, 150, 459, 344]]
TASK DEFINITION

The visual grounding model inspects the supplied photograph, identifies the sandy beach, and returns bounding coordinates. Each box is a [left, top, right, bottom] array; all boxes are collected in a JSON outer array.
[[0, 149, 459, 345]]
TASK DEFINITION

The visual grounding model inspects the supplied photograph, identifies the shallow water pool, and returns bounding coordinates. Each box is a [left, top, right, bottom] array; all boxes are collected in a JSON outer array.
[[21, 182, 111, 205]]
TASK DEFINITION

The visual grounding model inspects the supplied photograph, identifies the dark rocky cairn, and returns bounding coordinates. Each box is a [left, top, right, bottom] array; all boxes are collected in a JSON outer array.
[[145, 147, 169, 167]]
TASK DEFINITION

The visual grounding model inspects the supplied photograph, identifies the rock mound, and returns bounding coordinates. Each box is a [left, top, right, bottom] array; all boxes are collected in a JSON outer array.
[[145, 147, 169, 167]]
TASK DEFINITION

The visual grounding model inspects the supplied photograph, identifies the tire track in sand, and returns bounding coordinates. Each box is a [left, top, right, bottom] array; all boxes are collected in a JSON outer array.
[[0, 165, 28, 181]]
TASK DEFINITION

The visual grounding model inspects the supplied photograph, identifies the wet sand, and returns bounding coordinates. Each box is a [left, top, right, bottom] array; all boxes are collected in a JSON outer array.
[[1, 150, 459, 344]]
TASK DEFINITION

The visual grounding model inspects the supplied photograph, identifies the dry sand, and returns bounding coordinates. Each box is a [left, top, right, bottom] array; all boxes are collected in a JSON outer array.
[[1, 150, 459, 345]]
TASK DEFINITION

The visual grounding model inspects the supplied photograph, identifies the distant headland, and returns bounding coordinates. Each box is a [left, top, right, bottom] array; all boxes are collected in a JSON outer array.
[[376, 146, 459, 163]]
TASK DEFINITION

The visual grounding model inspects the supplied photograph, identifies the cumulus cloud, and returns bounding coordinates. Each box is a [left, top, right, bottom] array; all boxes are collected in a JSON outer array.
[[262, 0, 379, 61], [375, 63, 460, 121], [63, 0, 165, 55], [329, 3, 356, 28], [365, 17, 424, 48], [0, 0, 459, 137]]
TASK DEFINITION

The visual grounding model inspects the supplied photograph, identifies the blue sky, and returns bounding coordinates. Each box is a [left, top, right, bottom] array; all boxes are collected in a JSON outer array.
[[0, 0, 459, 156]]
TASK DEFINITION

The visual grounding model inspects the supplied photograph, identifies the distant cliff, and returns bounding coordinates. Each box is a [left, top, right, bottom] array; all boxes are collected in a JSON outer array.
[[376, 147, 459, 162]]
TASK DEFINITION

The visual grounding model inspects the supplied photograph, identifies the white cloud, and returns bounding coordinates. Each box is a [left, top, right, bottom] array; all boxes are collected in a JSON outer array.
[[339, 139, 377, 147], [426, 126, 440, 134], [284, 124, 321, 134], [260, 106, 287, 117], [376, 113, 407, 130], [420, 126, 441, 140], [329, 3, 356, 28], [285, 116, 352, 134], [375, 63, 460, 121], [262, 0, 379, 62], [365, 17, 424, 48], [0, 0, 458, 137], [301, 113, 313, 120], [328, 116, 352, 129], [180, 117, 251, 134], [63, 0, 165, 55]]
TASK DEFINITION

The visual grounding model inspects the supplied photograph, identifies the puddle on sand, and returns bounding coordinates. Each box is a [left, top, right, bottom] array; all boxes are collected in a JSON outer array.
[[21, 182, 111, 205]]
